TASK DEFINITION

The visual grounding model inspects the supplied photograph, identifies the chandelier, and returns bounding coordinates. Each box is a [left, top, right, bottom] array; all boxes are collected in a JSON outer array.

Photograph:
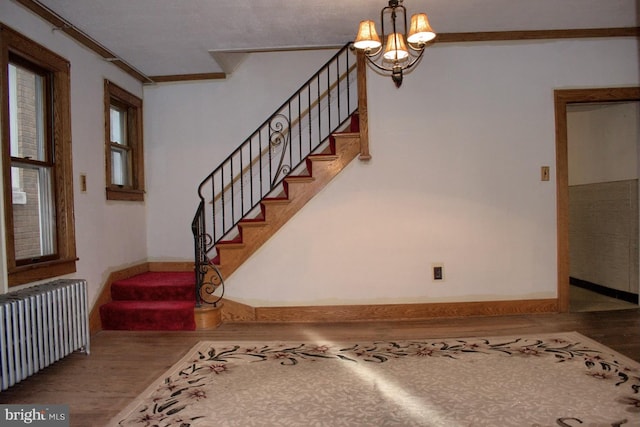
[[353, 0, 436, 88]]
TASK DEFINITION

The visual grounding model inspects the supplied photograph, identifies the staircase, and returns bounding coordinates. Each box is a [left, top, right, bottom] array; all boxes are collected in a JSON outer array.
[[192, 42, 363, 307], [98, 43, 367, 330], [99, 272, 196, 330]]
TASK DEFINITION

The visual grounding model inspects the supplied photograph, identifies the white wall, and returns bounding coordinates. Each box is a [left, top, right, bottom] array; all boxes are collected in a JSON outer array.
[[0, 2, 148, 307], [145, 37, 639, 307], [6, 0, 637, 312], [568, 102, 639, 185]]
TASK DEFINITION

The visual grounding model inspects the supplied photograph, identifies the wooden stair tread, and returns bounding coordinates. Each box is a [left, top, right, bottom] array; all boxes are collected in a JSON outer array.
[[239, 219, 268, 227], [217, 240, 245, 248], [285, 175, 314, 183], [309, 154, 339, 161], [334, 131, 360, 138], [261, 197, 291, 205]]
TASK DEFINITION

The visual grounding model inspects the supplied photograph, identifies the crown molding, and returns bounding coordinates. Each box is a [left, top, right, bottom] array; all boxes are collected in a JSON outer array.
[[13, 0, 640, 83]]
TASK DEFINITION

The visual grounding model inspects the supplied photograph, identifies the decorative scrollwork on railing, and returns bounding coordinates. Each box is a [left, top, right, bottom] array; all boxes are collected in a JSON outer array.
[[198, 264, 225, 306], [192, 202, 224, 307], [270, 114, 291, 186], [202, 232, 213, 254]]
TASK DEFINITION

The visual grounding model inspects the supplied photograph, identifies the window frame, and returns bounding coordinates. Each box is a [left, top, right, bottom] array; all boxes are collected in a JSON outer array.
[[104, 80, 144, 201], [0, 24, 77, 287]]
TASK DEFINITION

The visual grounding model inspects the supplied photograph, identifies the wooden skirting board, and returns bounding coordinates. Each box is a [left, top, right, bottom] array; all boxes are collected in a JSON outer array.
[[91, 262, 558, 330], [222, 298, 559, 323]]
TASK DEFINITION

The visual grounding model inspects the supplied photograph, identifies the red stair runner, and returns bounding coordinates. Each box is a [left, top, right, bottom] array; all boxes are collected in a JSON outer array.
[[100, 271, 196, 331]]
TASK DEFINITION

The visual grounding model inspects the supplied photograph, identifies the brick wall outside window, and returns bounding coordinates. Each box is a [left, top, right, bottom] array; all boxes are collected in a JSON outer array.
[[12, 67, 45, 260]]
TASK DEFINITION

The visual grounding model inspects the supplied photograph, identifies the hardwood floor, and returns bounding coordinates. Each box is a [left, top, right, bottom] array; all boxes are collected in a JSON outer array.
[[1, 309, 639, 426]]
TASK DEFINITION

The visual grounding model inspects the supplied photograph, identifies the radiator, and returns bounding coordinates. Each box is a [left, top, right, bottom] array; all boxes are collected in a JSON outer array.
[[0, 279, 90, 391]]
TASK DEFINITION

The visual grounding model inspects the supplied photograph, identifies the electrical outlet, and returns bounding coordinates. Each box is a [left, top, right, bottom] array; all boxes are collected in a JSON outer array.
[[432, 263, 444, 281]]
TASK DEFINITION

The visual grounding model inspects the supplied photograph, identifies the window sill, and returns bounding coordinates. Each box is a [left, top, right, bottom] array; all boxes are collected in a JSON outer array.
[[106, 187, 145, 201], [9, 257, 78, 287]]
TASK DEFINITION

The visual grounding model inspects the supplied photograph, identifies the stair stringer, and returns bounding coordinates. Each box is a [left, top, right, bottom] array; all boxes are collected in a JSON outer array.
[[206, 132, 361, 285]]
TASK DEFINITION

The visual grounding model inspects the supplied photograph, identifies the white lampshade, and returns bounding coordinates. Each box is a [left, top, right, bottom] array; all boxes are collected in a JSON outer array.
[[407, 13, 436, 44], [383, 33, 409, 61], [354, 20, 382, 50]]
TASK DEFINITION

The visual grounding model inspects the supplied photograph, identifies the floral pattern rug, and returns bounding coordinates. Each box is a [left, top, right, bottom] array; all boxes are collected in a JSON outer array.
[[108, 332, 640, 427]]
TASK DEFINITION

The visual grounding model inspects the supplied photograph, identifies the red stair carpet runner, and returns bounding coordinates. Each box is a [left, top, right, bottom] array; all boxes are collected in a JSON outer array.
[[99, 272, 196, 331]]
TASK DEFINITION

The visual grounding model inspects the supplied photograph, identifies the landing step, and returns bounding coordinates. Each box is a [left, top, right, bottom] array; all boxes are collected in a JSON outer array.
[[111, 271, 194, 301], [100, 300, 196, 331]]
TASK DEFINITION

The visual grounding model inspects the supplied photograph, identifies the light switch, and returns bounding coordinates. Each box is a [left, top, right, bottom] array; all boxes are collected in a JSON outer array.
[[541, 166, 550, 181], [80, 173, 87, 192]]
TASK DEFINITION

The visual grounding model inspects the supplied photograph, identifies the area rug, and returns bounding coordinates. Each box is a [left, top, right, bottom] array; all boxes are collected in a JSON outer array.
[[107, 332, 640, 426]]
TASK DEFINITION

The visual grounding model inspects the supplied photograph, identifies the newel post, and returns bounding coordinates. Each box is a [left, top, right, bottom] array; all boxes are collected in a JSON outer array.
[[356, 50, 371, 161]]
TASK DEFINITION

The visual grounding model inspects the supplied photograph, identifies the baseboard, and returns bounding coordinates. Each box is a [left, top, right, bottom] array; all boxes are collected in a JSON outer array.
[[221, 298, 257, 322], [148, 261, 194, 272], [221, 298, 558, 323], [90, 264, 557, 329], [570, 277, 639, 304]]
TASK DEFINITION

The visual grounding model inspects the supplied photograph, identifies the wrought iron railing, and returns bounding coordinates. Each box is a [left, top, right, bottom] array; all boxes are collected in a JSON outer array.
[[192, 43, 359, 306]]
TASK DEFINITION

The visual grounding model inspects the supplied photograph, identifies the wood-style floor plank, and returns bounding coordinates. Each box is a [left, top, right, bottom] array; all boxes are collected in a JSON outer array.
[[1, 309, 639, 427]]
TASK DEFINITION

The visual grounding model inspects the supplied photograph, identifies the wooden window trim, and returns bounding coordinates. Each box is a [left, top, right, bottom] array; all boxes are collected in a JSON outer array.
[[0, 24, 77, 287], [104, 80, 144, 201]]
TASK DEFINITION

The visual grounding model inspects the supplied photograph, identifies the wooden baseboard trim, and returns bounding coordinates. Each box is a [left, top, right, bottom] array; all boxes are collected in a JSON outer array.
[[221, 298, 257, 322], [148, 261, 195, 272], [244, 299, 558, 323], [88, 263, 150, 334], [89, 264, 557, 329]]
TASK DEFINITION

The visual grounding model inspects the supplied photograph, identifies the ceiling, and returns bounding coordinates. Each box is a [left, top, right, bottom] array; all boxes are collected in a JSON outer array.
[[28, 0, 640, 78]]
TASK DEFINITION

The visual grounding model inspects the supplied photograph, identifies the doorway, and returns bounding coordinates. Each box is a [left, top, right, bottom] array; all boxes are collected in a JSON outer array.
[[555, 87, 640, 312]]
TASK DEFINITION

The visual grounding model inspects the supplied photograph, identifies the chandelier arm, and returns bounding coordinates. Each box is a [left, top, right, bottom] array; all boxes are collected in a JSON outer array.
[[363, 47, 425, 73], [363, 55, 395, 73], [364, 44, 384, 58], [400, 48, 425, 71], [408, 38, 436, 52]]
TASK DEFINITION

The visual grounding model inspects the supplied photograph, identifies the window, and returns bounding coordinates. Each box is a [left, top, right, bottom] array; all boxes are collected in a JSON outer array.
[[104, 81, 144, 201], [1, 25, 76, 286]]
